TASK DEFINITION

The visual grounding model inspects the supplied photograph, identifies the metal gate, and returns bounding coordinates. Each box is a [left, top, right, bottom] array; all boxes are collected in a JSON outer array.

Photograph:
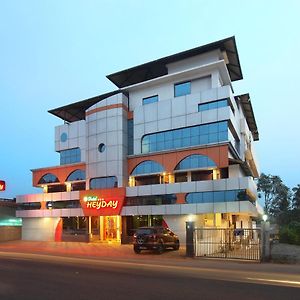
[[194, 228, 261, 261]]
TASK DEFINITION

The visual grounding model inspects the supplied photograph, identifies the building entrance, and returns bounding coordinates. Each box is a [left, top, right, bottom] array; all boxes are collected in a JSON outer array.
[[104, 216, 118, 240], [91, 215, 121, 242]]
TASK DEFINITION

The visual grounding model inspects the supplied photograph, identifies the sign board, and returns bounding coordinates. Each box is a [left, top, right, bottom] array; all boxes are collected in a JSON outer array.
[[79, 188, 125, 216], [0, 180, 5, 191]]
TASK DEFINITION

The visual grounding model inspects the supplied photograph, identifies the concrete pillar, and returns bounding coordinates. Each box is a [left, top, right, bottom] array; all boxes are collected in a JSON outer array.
[[88, 216, 92, 241], [116, 216, 121, 241], [261, 221, 270, 262], [99, 216, 104, 241], [186, 221, 195, 257]]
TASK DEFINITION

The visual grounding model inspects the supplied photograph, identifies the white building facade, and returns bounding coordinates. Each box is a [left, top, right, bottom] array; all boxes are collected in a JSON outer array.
[[16, 37, 262, 244]]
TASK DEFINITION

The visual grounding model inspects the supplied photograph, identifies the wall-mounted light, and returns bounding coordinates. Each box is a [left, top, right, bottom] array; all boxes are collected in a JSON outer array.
[[65, 182, 72, 192], [42, 185, 48, 193], [129, 176, 135, 187]]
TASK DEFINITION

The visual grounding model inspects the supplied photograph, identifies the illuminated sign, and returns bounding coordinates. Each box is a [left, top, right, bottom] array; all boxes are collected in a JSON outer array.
[[0, 180, 5, 191], [80, 188, 125, 216], [83, 196, 118, 210]]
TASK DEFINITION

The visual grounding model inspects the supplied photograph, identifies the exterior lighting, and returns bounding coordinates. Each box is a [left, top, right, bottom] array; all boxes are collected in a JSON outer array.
[[129, 176, 135, 187], [42, 185, 48, 193], [262, 214, 268, 222], [187, 214, 196, 222], [65, 182, 72, 192]]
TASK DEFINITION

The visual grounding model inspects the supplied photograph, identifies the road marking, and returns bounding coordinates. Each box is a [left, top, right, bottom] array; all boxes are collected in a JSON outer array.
[[247, 278, 300, 286]]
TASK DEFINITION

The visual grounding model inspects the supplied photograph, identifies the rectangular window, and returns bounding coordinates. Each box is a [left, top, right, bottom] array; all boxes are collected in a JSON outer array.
[[142, 95, 158, 105], [174, 81, 191, 97], [198, 99, 228, 112], [60, 148, 81, 165], [141, 121, 228, 154], [90, 176, 117, 190]]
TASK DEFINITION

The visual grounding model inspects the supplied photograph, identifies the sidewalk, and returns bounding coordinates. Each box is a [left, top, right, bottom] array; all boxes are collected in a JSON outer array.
[[1, 240, 300, 275]]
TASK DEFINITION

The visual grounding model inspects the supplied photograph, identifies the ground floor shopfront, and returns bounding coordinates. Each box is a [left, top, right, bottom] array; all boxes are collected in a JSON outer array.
[[20, 212, 257, 245], [17, 187, 261, 244]]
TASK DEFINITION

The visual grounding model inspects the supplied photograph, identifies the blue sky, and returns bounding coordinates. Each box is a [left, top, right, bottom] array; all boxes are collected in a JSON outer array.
[[0, 0, 299, 198]]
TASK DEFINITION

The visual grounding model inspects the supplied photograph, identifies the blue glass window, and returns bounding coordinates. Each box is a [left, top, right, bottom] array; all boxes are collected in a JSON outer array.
[[143, 95, 158, 105], [38, 173, 59, 184], [66, 170, 86, 181], [125, 194, 177, 206], [141, 121, 228, 154], [90, 176, 118, 190], [175, 155, 216, 171], [131, 160, 164, 176], [174, 81, 191, 97], [186, 190, 251, 204], [60, 148, 81, 165], [198, 99, 228, 112]]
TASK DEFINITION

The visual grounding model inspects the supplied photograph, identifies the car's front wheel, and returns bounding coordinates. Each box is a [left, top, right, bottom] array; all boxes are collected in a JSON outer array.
[[173, 240, 180, 251], [134, 246, 141, 254]]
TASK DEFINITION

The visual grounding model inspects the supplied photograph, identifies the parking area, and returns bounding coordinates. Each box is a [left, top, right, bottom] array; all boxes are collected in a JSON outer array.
[[0, 240, 186, 260]]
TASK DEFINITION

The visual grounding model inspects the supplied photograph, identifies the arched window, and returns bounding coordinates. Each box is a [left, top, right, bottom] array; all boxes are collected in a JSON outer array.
[[38, 173, 59, 184], [131, 160, 164, 176], [66, 170, 86, 182], [175, 154, 216, 171]]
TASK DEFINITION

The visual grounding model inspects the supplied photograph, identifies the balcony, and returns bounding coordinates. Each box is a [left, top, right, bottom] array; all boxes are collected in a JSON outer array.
[[126, 176, 257, 198]]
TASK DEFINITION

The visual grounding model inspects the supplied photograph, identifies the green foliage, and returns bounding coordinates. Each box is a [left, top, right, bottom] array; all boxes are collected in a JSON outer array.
[[279, 221, 300, 245], [292, 184, 300, 209], [258, 174, 300, 245], [257, 173, 290, 216]]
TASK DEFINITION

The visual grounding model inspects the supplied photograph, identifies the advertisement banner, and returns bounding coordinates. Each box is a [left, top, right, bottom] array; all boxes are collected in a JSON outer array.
[[79, 187, 125, 216]]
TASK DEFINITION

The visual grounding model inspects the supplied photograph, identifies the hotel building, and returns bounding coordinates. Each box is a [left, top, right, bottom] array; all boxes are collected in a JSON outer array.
[[16, 37, 262, 244]]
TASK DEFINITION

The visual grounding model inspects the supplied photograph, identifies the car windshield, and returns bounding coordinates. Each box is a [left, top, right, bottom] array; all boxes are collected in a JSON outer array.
[[136, 228, 157, 235]]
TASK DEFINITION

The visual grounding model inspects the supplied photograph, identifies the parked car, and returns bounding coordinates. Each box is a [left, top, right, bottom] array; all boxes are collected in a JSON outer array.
[[133, 226, 180, 254]]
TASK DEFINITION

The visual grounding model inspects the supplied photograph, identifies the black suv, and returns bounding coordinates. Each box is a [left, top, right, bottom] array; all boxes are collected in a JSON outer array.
[[133, 226, 180, 254]]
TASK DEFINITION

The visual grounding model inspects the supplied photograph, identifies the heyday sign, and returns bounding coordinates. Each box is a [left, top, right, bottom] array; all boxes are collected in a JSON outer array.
[[79, 188, 126, 216], [0, 180, 5, 191], [83, 196, 118, 210]]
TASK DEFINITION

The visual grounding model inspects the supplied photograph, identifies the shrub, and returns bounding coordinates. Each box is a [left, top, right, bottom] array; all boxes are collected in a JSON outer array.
[[279, 221, 300, 245]]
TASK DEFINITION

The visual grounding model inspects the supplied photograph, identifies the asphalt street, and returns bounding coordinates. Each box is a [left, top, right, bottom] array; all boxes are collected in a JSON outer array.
[[0, 252, 299, 300]]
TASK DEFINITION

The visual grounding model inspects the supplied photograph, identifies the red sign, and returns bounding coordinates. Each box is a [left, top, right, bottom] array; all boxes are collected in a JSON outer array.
[[79, 188, 125, 216], [0, 180, 5, 191]]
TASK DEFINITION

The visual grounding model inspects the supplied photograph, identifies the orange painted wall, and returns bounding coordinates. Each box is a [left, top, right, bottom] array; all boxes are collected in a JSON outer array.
[[128, 145, 228, 175], [32, 163, 86, 187], [176, 193, 186, 204]]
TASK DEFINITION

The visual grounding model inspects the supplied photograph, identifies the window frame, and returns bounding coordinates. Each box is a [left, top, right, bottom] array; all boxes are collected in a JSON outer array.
[[142, 95, 159, 105], [174, 81, 191, 97]]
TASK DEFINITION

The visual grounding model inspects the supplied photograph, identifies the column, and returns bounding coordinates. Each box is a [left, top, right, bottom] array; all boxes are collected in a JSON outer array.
[[99, 216, 104, 241]]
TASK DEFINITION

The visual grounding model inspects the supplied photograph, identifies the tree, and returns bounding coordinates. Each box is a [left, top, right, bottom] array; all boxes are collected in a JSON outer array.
[[292, 184, 300, 209], [257, 173, 291, 217], [270, 182, 291, 217], [257, 173, 273, 214]]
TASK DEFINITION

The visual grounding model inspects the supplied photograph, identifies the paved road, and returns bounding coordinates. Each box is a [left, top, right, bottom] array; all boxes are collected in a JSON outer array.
[[0, 252, 299, 300]]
